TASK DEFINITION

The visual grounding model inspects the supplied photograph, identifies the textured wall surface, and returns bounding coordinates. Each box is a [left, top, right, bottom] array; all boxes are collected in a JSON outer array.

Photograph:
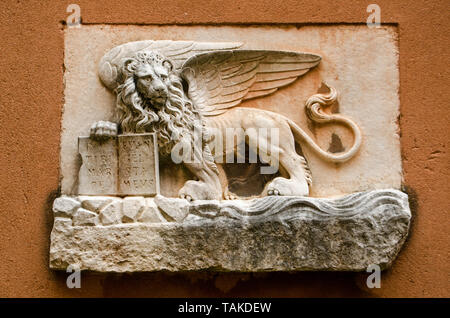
[[0, 0, 448, 297]]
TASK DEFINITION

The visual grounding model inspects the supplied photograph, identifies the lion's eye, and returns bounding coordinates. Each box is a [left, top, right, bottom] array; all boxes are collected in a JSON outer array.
[[142, 75, 153, 81], [160, 74, 168, 80]]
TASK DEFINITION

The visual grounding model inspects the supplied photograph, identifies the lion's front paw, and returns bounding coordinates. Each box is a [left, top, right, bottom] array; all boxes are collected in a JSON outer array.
[[90, 121, 118, 141], [265, 177, 309, 197], [179, 180, 221, 201]]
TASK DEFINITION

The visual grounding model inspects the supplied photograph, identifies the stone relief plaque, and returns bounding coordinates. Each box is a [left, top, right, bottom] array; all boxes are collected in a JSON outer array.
[[50, 25, 411, 273]]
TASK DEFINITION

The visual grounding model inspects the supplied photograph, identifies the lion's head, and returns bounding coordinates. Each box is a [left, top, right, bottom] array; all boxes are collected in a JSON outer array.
[[115, 51, 201, 154]]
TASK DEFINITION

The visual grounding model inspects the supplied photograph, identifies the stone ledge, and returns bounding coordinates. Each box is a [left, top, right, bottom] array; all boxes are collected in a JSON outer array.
[[49, 189, 411, 272]]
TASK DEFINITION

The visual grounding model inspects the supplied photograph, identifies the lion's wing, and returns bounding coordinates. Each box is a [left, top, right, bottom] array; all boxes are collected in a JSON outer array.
[[181, 50, 321, 116], [98, 40, 242, 90]]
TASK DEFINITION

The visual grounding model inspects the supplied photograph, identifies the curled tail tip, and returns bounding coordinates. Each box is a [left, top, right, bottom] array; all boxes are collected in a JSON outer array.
[[320, 81, 333, 90], [306, 83, 338, 107], [305, 83, 338, 121], [319, 82, 338, 101], [300, 84, 362, 162]]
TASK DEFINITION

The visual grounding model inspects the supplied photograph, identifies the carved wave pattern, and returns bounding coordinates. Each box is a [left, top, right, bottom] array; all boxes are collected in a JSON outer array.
[[189, 189, 410, 221]]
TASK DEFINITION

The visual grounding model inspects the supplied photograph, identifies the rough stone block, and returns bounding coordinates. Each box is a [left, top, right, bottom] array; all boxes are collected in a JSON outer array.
[[122, 197, 145, 222], [79, 196, 115, 213], [154, 195, 189, 222], [53, 196, 80, 217], [99, 201, 122, 225], [73, 208, 98, 226], [137, 198, 165, 223]]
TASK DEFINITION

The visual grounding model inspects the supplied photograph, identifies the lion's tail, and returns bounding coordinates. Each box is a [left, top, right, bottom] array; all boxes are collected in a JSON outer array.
[[287, 84, 362, 163]]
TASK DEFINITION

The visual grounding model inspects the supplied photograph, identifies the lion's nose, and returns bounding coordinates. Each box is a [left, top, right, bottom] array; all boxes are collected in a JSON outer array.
[[153, 81, 166, 94]]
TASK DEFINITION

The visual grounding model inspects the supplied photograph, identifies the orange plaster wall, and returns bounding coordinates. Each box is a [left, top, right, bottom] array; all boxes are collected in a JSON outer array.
[[0, 0, 448, 297]]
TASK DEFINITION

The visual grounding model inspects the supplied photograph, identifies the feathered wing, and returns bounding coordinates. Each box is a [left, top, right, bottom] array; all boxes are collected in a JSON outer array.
[[181, 50, 321, 116], [98, 40, 243, 90]]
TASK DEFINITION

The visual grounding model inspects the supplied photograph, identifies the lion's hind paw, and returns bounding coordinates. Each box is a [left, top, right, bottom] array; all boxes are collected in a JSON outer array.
[[265, 177, 309, 197]]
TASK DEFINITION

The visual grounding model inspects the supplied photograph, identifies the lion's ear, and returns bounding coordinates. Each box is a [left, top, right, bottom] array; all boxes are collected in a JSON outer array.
[[163, 59, 173, 72], [123, 58, 137, 73]]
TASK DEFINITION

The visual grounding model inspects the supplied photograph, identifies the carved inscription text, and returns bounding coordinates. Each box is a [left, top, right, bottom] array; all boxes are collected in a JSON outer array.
[[78, 133, 159, 196], [78, 137, 118, 195], [118, 134, 159, 196]]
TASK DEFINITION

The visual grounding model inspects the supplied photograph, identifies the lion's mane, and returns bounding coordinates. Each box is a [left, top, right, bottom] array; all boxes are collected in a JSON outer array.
[[115, 54, 201, 155]]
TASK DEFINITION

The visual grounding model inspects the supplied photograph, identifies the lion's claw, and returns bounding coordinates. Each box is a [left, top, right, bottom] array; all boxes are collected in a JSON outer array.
[[90, 121, 118, 141], [223, 188, 240, 200], [267, 189, 280, 196], [180, 194, 193, 201], [224, 193, 238, 200]]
